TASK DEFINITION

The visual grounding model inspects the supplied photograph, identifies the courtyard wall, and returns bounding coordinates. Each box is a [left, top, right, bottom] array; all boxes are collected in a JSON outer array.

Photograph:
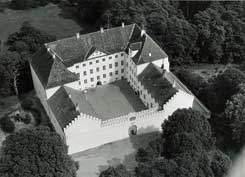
[[65, 89, 194, 154]]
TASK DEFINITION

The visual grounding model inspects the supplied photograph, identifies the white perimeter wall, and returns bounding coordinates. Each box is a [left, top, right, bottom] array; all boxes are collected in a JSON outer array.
[[65, 90, 194, 154]]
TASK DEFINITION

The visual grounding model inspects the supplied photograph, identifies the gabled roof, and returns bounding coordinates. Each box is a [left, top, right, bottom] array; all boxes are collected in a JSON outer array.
[[30, 46, 79, 89], [48, 86, 79, 129], [131, 34, 168, 65], [47, 24, 135, 67], [138, 63, 177, 106]]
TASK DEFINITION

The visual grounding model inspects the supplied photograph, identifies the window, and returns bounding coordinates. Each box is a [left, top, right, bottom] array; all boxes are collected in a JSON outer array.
[[103, 65, 106, 70], [109, 64, 112, 69], [89, 61, 92, 65], [83, 63, 86, 67], [97, 76, 100, 80], [96, 67, 99, 72], [115, 55, 118, 58], [96, 60, 99, 63], [115, 62, 118, 67], [91, 78, 94, 82], [84, 79, 87, 84], [109, 72, 113, 76], [76, 65, 79, 69], [126, 62, 128, 67], [109, 56, 112, 59], [102, 58, 106, 62], [143, 94, 146, 99], [103, 74, 106, 78], [115, 70, 118, 75], [78, 81, 81, 85], [121, 53, 124, 56], [121, 61, 124, 65], [121, 69, 124, 73], [90, 69, 93, 74], [151, 103, 153, 108], [83, 71, 87, 76]]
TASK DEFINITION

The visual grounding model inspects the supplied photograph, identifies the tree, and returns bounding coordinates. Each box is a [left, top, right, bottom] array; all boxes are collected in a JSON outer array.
[[0, 51, 22, 95], [174, 68, 207, 97], [162, 108, 214, 157], [0, 126, 77, 177], [0, 65, 13, 97], [0, 115, 15, 133], [99, 164, 132, 177], [3, 22, 56, 95], [225, 83, 245, 146], [200, 66, 245, 113]]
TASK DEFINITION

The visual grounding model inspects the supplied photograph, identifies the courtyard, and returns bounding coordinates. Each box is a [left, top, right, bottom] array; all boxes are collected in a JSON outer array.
[[70, 79, 147, 120]]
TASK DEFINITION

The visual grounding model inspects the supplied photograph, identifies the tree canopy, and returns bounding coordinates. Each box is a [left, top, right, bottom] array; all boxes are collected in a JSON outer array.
[[225, 83, 245, 147], [0, 126, 77, 177], [70, 0, 245, 65]]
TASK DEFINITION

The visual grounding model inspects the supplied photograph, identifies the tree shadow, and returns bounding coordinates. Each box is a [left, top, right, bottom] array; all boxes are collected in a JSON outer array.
[[97, 157, 122, 175], [57, 1, 96, 34]]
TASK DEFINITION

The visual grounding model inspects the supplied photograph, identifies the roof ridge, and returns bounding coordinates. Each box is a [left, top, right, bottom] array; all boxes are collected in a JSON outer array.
[[46, 24, 136, 46]]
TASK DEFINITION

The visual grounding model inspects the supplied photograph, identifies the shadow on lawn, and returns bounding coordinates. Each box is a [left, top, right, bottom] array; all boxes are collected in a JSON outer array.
[[57, 1, 96, 34], [97, 127, 161, 174]]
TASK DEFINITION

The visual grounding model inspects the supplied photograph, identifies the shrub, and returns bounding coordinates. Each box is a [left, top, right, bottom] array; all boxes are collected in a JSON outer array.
[[22, 114, 32, 124], [21, 99, 33, 110], [0, 116, 15, 133]]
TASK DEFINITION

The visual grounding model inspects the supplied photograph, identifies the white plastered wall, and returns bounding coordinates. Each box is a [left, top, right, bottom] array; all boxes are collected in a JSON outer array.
[[65, 90, 194, 154]]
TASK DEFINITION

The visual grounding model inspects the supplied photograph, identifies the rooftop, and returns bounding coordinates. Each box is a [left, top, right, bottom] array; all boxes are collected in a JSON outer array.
[[138, 63, 177, 106]]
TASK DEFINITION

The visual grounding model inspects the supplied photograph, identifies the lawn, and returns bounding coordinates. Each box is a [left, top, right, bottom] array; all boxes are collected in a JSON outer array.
[[72, 132, 160, 177], [0, 3, 81, 42], [75, 80, 146, 120]]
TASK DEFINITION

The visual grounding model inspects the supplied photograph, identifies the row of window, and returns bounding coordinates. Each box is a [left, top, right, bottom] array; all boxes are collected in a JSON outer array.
[[82, 61, 124, 75], [82, 69, 124, 84], [75, 53, 124, 69]]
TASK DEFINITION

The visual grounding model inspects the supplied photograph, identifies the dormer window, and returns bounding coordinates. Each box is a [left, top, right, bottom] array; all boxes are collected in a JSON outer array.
[[149, 53, 152, 57]]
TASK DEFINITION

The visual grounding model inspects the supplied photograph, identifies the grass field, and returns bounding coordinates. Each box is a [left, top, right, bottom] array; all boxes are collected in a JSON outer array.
[[0, 3, 81, 42], [72, 132, 160, 177]]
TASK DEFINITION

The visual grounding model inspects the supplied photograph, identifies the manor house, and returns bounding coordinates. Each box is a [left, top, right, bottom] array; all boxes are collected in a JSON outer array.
[[30, 23, 209, 154]]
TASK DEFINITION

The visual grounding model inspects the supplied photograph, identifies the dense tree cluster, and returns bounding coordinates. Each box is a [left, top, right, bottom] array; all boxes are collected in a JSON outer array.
[[11, 0, 61, 10], [0, 22, 55, 97], [200, 67, 245, 113], [225, 84, 245, 147], [70, 0, 245, 65], [0, 126, 77, 177]]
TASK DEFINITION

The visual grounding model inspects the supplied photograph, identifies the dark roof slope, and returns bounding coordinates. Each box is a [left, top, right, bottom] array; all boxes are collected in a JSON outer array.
[[30, 46, 54, 87], [138, 63, 177, 106], [48, 87, 79, 129], [48, 24, 135, 66], [132, 35, 168, 65], [30, 46, 79, 89]]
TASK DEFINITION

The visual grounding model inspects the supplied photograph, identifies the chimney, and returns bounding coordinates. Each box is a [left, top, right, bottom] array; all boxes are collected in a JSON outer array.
[[76, 32, 80, 39], [141, 29, 146, 37], [52, 53, 56, 59], [122, 22, 125, 28], [100, 27, 104, 33], [47, 47, 50, 52], [75, 104, 79, 112], [68, 93, 71, 98]]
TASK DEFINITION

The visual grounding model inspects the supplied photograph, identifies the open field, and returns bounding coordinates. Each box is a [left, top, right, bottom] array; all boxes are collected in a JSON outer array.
[[0, 3, 81, 42], [72, 132, 160, 177]]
